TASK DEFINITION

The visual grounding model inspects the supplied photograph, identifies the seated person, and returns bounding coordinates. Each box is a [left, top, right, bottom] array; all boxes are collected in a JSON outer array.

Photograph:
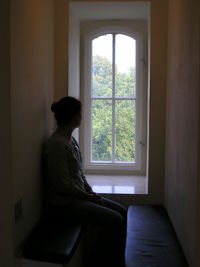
[[43, 96, 127, 267]]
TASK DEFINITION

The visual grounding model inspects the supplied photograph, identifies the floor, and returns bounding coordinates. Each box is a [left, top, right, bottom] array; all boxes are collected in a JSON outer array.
[[86, 175, 148, 195]]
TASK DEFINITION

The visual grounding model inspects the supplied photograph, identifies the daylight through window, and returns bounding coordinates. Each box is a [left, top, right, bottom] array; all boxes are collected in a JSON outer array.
[[82, 22, 148, 173], [91, 34, 136, 163]]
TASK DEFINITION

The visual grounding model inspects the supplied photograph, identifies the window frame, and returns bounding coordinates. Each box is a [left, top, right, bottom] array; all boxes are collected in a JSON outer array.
[[81, 23, 147, 175]]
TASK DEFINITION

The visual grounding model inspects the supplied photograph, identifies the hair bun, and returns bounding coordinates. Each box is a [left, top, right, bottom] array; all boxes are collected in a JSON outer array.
[[51, 102, 57, 113]]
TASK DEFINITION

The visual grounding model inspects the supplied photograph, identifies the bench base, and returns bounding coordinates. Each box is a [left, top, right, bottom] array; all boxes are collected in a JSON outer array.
[[20, 259, 63, 267], [20, 229, 84, 267], [21, 223, 99, 267]]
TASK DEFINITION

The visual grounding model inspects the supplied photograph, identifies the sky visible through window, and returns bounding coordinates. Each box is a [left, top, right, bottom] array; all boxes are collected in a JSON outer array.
[[92, 34, 136, 73]]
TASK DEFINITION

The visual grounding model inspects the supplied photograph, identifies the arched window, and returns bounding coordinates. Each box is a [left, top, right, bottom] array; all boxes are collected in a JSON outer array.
[[81, 24, 147, 174]]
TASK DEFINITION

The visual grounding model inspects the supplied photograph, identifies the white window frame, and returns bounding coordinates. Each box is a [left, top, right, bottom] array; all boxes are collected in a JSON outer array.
[[81, 22, 148, 174]]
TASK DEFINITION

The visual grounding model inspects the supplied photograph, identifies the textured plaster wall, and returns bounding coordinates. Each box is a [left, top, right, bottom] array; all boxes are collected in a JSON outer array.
[[10, 0, 54, 252], [165, 0, 200, 266]]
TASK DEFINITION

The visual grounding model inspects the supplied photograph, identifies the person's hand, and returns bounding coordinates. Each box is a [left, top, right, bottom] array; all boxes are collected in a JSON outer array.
[[91, 192, 101, 198], [89, 193, 104, 205], [93, 193, 104, 206], [85, 183, 93, 194]]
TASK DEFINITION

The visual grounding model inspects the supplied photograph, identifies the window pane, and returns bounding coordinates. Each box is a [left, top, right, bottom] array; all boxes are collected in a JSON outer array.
[[92, 100, 112, 161], [115, 34, 136, 97], [115, 100, 135, 162], [92, 35, 112, 97]]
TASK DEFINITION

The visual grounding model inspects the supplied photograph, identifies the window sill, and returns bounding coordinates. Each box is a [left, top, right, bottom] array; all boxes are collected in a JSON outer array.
[[86, 174, 147, 195]]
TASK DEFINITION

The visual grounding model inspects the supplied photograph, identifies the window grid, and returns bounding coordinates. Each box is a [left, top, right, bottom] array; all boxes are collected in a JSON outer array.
[[112, 33, 116, 163], [91, 33, 136, 163]]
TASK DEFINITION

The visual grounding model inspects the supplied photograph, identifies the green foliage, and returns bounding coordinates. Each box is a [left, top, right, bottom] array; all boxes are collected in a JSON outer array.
[[115, 100, 135, 161], [92, 55, 112, 97], [92, 55, 136, 162], [115, 67, 136, 97], [92, 100, 112, 161]]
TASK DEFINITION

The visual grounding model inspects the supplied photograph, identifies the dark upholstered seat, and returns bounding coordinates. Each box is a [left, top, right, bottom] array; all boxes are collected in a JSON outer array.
[[125, 205, 188, 267], [23, 216, 83, 264]]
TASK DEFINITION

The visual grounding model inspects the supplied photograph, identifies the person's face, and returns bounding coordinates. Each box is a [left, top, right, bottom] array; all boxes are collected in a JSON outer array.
[[74, 110, 82, 127]]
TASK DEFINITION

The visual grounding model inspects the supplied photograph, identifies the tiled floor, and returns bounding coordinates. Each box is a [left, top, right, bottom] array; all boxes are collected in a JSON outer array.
[[86, 175, 147, 194]]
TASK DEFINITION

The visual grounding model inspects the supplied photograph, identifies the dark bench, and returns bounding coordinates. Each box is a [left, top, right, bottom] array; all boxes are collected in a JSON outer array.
[[23, 205, 188, 267], [23, 215, 84, 266], [125, 205, 188, 267]]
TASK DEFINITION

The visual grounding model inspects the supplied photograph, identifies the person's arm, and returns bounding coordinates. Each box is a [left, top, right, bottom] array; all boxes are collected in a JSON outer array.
[[82, 175, 93, 193], [72, 137, 94, 193]]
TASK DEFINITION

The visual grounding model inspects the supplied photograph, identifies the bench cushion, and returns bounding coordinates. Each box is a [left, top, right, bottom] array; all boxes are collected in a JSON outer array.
[[23, 216, 83, 264], [125, 205, 188, 267]]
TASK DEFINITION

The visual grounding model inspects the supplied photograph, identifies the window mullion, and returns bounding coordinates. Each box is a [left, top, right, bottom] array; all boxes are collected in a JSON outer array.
[[112, 33, 116, 163]]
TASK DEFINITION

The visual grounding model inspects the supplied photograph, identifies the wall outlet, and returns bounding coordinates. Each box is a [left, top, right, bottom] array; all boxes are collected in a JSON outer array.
[[14, 199, 23, 223]]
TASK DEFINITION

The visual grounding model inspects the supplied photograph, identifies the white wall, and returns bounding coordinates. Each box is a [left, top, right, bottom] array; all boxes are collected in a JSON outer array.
[[0, 1, 14, 267], [54, 0, 69, 101], [10, 0, 54, 254], [165, 0, 200, 265]]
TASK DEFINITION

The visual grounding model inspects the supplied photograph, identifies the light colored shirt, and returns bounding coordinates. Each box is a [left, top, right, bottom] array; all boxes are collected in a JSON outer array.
[[43, 133, 90, 206]]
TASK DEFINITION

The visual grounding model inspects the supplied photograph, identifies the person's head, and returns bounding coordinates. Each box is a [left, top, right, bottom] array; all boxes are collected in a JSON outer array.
[[51, 96, 82, 127]]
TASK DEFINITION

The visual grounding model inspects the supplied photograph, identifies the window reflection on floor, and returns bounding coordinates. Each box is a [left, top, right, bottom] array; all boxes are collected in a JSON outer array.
[[92, 185, 135, 194]]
